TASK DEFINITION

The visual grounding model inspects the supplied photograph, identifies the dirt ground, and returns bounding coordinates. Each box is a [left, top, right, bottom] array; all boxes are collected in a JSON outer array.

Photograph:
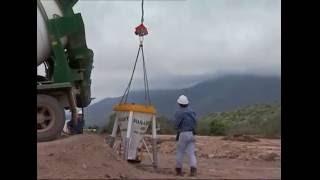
[[37, 133, 281, 179]]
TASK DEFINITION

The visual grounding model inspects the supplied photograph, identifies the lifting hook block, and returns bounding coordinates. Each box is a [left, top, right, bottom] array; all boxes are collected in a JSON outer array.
[[135, 23, 148, 37]]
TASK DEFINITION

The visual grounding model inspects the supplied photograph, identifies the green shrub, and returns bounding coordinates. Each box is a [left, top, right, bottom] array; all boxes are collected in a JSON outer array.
[[156, 116, 175, 135], [202, 103, 281, 138], [209, 119, 228, 135]]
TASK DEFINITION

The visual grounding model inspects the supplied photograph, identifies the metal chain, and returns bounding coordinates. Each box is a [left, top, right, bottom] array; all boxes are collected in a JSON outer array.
[[120, 45, 141, 103], [141, 45, 151, 105], [119, 0, 151, 105]]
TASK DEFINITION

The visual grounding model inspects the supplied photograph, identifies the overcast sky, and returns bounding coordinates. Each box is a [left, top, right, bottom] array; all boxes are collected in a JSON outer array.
[[64, 0, 280, 101]]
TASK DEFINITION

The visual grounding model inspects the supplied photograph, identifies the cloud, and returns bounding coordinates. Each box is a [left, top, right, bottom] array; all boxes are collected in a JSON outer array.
[[69, 0, 281, 100]]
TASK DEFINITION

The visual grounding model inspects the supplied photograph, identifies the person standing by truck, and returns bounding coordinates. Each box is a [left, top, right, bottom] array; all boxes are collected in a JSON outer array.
[[64, 110, 85, 135], [173, 95, 197, 176]]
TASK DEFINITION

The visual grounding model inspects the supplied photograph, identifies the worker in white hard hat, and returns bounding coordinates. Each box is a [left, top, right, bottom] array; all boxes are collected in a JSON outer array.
[[173, 95, 197, 176]]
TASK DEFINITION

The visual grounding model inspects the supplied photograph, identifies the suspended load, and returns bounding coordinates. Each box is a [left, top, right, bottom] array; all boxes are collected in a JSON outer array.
[[113, 104, 156, 162], [107, 0, 158, 168]]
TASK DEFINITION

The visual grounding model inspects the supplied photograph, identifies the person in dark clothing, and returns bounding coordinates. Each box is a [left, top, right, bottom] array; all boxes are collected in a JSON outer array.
[[67, 110, 85, 134], [173, 95, 197, 176]]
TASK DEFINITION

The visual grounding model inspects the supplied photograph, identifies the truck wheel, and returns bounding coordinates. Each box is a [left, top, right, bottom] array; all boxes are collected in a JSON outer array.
[[37, 94, 65, 142]]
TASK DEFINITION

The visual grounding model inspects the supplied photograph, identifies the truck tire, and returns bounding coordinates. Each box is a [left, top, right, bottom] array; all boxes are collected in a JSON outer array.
[[37, 94, 65, 142]]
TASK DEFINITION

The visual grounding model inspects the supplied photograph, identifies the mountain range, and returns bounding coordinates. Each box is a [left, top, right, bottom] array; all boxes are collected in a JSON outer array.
[[78, 74, 281, 127]]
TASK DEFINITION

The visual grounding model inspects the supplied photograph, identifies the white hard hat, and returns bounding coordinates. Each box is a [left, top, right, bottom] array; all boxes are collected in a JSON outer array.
[[177, 95, 189, 105]]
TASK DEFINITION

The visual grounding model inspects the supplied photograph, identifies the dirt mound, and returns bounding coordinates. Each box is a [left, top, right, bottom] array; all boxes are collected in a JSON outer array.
[[37, 134, 167, 179]]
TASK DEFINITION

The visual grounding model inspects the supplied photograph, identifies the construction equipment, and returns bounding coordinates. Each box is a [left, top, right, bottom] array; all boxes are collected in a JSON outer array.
[[107, 0, 158, 168], [109, 104, 158, 168], [37, 0, 93, 141]]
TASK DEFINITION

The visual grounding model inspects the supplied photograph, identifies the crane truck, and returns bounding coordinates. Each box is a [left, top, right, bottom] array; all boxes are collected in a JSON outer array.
[[37, 0, 93, 142]]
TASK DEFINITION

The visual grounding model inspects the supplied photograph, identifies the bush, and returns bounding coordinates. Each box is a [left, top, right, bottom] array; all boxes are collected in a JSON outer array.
[[209, 119, 228, 135], [196, 114, 216, 135], [156, 116, 175, 135], [226, 122, 259, 136], [201, 103, 281, 138], [260, 110, 281, 138]]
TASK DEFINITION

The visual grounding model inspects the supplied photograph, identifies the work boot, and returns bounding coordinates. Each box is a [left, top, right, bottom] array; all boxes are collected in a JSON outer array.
[[175, 168, 183, 176], [190, 167, 197, 176]]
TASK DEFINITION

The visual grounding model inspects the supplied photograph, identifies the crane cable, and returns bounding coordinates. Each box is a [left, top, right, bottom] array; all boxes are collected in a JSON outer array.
[[120, 0, 151, 105], [141, 0, 144, 24]]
